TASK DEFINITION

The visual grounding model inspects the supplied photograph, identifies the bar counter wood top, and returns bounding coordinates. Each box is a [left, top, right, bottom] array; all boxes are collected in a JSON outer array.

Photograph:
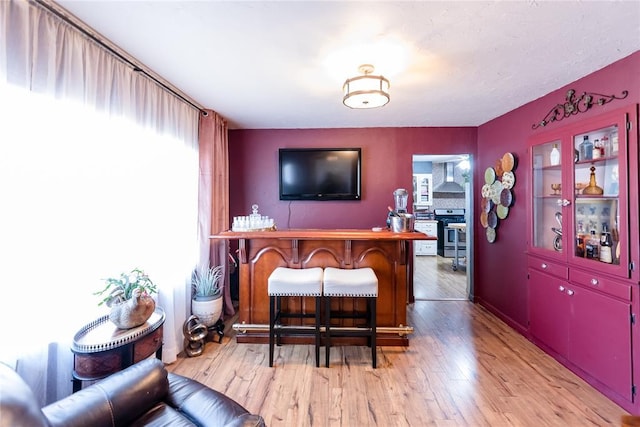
[[213, 228, 435, 241], [211, 228, 435, 346]]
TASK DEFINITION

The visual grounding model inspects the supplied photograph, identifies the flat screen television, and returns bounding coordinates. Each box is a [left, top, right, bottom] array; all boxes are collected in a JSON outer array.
[[279, 148, 361, 201]]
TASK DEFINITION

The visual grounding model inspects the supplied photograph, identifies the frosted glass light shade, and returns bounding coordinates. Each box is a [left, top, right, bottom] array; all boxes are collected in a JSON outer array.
[[342, 73, 390, 109]]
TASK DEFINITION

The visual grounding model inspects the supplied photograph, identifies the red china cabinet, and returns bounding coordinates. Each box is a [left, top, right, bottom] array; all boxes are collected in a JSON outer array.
[[527, 105, 639, 411]]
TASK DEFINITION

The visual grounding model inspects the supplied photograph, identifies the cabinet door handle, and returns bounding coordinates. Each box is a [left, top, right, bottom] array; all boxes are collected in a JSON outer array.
[[556, 199, 571, 207], [558, 285, 565, 292], [590, 278, 599, 286], [541, 263, 548, 269], [566, 289, 574, 296]]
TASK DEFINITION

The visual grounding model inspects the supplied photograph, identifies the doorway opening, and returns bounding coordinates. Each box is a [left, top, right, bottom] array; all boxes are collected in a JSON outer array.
[[412, 154, 473, 301]]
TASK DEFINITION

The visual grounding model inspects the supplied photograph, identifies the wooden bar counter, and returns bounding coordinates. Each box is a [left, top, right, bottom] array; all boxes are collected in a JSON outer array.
[[212, 229, 433, 346]]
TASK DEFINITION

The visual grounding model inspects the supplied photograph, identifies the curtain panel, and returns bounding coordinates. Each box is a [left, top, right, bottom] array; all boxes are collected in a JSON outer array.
[[0, 0, 216, 404], [198, 110, 234, 317]]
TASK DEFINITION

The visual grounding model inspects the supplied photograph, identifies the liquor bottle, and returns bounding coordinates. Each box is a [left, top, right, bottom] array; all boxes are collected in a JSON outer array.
[[579, 135, 593, 161], [592, 139, 601, 159], [549, 144, 560, 166], [599, 223, 613, 263], [601, 135, 610, 157], [575, 237, 585, 258], [585, 229, 600, 260], [611, 219, 620, 264], [575, 223, 586, 258], [611, 129, 619, 155]]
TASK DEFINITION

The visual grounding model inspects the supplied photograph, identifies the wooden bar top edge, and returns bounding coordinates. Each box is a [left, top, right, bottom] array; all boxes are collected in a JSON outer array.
[[210, 229, 435, 241]]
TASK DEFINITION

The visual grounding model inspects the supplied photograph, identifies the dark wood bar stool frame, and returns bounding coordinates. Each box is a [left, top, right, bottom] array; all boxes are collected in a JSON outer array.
[[323, 267, 378, 368], [268, 267, 323, 367]]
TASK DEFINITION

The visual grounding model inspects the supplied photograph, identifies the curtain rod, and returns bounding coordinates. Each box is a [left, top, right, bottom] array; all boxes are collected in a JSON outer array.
[[34, 0, 208, 116]]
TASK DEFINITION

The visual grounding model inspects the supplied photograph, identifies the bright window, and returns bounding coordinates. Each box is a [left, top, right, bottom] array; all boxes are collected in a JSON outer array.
[[0, 82, 198, 362]]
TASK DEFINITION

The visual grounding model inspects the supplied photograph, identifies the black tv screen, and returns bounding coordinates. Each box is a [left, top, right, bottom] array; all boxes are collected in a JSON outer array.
[[279, 148, 361, 201]]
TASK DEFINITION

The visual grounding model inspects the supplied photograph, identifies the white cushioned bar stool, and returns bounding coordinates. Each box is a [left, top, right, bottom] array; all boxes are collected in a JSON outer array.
[[323, 267, 378, 368], [268, 267, 324, 367]]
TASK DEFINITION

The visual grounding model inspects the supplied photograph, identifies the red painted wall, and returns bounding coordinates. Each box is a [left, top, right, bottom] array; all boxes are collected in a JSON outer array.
[[229, 127, 477, 229], [475, 50, 640, 330]]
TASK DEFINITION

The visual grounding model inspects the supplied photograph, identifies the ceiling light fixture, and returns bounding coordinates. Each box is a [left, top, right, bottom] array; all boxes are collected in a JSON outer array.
[[342, 64, 390, 109]]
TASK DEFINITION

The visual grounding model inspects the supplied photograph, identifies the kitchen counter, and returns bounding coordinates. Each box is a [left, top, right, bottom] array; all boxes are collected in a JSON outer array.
[[447, 222, 466, 230], [413, 220, 439, 256]]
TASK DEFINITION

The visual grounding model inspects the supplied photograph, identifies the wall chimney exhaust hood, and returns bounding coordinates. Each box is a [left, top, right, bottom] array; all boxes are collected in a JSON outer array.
[[433, 163, 465, 193]]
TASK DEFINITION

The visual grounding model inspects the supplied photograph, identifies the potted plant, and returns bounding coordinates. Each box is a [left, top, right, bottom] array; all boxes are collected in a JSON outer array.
[[94, 268, 158, 329], [191, 264, 223, 327]]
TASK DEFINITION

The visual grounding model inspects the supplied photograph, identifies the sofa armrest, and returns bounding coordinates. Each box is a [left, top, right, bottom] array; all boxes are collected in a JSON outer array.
[[165, 373, 266, 427], [42, 358, 168, 427]]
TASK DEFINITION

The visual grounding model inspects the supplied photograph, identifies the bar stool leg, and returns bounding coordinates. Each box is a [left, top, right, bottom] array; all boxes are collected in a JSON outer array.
[[325, 296, 331, 368], [275, 296, 282, 346], [370, 297, 377, 369], [269, 295, 277, 367], [315, 296, 321, 367]]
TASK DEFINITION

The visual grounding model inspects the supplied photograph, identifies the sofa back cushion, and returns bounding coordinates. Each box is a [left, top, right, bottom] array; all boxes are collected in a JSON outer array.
[[0, 363, 50, 427]]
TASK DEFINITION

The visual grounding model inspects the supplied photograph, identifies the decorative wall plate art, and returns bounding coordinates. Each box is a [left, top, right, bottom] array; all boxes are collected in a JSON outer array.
[[484, 167, 496, 184], [486, 226, 496, 243], [480, 211, 489, 228], [494, 159, 504, 177], [501, 171, 515, 189], [490, 180, 503, 204], [496, 204, 509, 220], [481, 184, 491, 198], [480, 152, 517, 243], [501, 152, 515, 172], [500, 188, 513, 207]]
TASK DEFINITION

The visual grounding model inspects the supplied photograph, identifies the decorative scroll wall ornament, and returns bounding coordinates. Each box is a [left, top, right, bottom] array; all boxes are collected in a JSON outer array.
[[532, 89, 629, 130]]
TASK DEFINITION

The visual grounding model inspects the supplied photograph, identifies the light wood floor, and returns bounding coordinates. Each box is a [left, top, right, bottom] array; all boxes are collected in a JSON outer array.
[[414, 255, 468, 300], [167, 300, 627, 426]]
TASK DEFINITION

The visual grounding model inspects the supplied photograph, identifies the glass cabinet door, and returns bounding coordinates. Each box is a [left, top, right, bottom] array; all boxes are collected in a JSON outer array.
[[413, 173, 433, 207], [571, 122, 628, 275], [531, 139, 565, 256]]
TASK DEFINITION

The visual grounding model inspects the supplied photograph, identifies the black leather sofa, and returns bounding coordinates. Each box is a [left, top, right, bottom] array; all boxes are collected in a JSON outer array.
[[0, 358, 265, 427]]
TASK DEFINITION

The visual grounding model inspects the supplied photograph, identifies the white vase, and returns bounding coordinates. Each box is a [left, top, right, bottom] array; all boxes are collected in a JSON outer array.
[[550, 144, 560, 166], [191, 296, 223, 327]]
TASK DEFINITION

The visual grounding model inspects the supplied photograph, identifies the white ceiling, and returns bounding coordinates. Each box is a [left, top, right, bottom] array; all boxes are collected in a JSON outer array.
[[55, 1, 640, 130]]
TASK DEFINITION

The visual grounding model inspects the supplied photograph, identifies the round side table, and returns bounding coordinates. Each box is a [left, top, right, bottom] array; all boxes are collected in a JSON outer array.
[[71, 307, 165, 392]]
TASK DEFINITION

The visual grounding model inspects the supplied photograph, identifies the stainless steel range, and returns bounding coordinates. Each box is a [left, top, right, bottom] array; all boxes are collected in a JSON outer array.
[[434, 208, 466, 257]]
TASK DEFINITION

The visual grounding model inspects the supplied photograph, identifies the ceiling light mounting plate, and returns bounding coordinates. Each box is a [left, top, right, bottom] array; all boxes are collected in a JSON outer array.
[[358, 64, 375, 75]]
